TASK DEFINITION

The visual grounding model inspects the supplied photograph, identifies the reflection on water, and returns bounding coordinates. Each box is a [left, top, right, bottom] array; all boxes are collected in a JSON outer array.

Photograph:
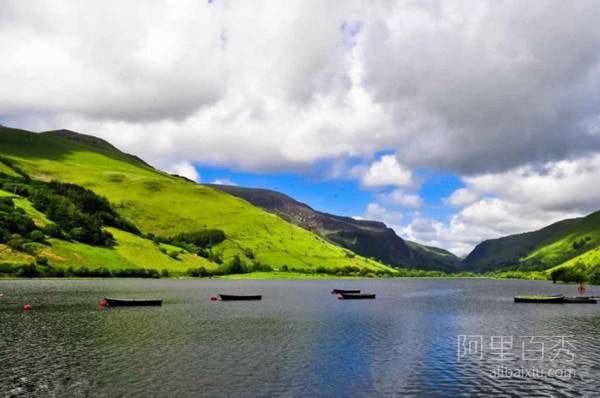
[[1, 278, 600, 397]]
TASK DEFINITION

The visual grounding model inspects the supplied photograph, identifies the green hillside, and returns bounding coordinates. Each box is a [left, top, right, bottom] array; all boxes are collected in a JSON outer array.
[[211, 184, 461, 271], [0, 125, 394, 276], [0, 188, 217, 276], [522, 211, 600, 268], [527, 211, 600, 283], [462, 209, 600, 282], [462, 218, 582, 272]]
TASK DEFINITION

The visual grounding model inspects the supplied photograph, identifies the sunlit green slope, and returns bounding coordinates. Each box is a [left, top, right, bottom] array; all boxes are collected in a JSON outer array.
[[0, 125, 392, 273], [0, 188, 216, 274], [522, 211, 600, 269]]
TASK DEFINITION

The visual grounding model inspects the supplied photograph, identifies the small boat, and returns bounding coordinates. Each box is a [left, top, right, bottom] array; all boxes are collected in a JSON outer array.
[[104, 298, 163, 307], [331, 289, 361, 294], [219, 294, 262, 301], [563, 296, 598, 304], [338, 293, 376, 300], [514, 295, 564, 303]]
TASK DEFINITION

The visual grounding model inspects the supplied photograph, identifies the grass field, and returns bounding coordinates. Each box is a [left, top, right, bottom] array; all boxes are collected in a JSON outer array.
[[0, 126, 394, 274]]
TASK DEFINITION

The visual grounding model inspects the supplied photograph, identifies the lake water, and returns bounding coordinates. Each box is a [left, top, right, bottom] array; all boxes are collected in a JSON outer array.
[[1, 278, 600, 397]]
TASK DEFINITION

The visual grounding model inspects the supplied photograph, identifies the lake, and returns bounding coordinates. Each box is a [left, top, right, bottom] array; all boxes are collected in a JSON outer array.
[[1, 278, 600, 397]]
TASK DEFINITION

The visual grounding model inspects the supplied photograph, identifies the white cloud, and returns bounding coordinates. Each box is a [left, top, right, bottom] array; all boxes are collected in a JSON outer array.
[[445, 188, 480, 207], [5, 1, 599, 176], [400, 197, 581, 257], [212, 178, 237, 186], [465, 154, 600, 214], [167, 161, 200, 182], [378, 189, 423, 209], [401, 155, 600, 255], [360, 154, 413, 188], [364, 202, 404, 225]]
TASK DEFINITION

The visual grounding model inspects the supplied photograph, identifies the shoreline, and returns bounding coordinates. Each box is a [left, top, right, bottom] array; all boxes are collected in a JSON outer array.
[[0, 272, 551, 281]]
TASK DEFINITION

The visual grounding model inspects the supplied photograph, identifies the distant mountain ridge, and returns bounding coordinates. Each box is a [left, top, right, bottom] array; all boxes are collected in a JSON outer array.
[[209, 184, 461, 271], [462, 210, 600, 273]]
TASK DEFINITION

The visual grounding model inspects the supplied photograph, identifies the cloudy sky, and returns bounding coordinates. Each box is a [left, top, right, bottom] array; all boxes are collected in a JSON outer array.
[[2, 0, 600, 255]]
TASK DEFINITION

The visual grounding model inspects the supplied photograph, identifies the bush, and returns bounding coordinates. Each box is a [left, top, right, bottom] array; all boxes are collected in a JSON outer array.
[[572, 239, 587, 250], [36, 256, 49, 266], [29, 230, 45, 242], [209, 251, 223, 264], [0, 175, 139, 246], [244, 248, 255, 259], [227, 255, 247, 274], [112, 268, 160, 278], [161, 269, 170, 277], [252, 262, 273, 272], [0, 263, 19, 274], [42, 224, 62, 238], [17, 263, 39, 277], [165, 229, 226, 249]]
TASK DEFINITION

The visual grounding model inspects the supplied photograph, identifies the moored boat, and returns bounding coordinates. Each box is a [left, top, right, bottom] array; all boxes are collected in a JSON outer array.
[[331, 289, 361, 294], [337, 293, 376, 300], [514, 295, 564, 303], [514, 295, 598, 304], [104, 298, 163, 307], [563, 296, 598, 304], [219, 294, 262, 301]]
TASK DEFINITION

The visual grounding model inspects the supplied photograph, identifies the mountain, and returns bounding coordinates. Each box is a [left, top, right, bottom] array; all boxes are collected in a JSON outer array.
[[209, 185, 461, 271], [0, 125, 395, 276], [463, 210, 600, 274]]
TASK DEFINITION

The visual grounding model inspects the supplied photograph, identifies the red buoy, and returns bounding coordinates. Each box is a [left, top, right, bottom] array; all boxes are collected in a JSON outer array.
[[210, 296, 218, 301], [23, 304, 32, 311], [99, 299, 108, 308], [578, 283, 586, 295]]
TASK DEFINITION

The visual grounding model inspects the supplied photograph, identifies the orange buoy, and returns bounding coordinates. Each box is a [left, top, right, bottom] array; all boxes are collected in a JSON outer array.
[[23, 304, 32, 311]]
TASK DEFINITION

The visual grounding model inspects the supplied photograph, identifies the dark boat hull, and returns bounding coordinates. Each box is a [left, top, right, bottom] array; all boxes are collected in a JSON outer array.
[[104, 298, 163, 307], [219, 294, 262, 301], [563, 297, 598, 304], [338, 293, 376, 300], [514, 295, 597, 304], [331, 289, 361, 294]]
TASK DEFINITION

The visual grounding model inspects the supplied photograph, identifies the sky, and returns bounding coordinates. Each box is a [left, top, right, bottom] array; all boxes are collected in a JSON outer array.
[[2, 0, 600, 255]]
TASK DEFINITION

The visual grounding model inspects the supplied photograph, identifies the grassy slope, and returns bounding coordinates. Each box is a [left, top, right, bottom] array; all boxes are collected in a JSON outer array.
[[0, 189, 217, 272], [525, 211, 600, 276], [0, 126, 391, 273], [1, 188, 52, 228], [461, 207, 600, 278], [39, 228, 216, 273], [462, 218, 582, 272], [0, 161, 20, 177]]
